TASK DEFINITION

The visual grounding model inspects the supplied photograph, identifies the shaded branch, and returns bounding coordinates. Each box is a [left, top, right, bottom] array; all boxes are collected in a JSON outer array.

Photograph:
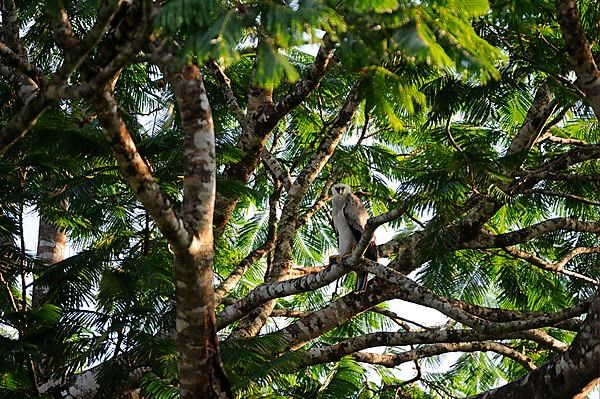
[[92, 89, 190, 250], [206, 60, 247, 128], [49, 3, 79, 51], [296, 328, 534, 368], [217, 261, 350, 329], [214, 241, 276, 305], [503, 246, 600, 285], [270, 35, 335, 120], [468, 288, 600, 399], [357, 259, 586, 334], [0, 40, 41, 80], [555, 0, 600, 118], [352, 341, 536, 371], [461, 218, 600, 249], [523, 188, 600, 206], [261, 149, 293, 190]]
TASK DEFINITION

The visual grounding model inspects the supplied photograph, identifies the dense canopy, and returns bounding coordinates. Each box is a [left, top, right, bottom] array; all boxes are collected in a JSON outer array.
[[0, 0, 600, 398]]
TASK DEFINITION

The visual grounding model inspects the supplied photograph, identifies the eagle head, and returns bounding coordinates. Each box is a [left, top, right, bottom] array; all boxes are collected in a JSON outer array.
[[332, 183, 352, 197]]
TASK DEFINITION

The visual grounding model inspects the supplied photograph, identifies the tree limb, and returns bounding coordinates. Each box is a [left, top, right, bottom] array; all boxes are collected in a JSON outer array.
[[461, 218, 600, 249], [503, 245, 600, 285], [206, 60, 247, 128], [352, 341, 537, 371], [555, 0, 600, 118], [468, 288, 600, 399]]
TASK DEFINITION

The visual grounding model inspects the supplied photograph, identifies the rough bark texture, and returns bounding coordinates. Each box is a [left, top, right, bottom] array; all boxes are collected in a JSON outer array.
[[556, 0, 600, 118], [470, 289, 600, 399], [166, 63, 232, 399]]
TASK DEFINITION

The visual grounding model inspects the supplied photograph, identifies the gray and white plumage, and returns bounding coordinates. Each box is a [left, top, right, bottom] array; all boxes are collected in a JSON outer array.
[[331, 183, 378, 292]]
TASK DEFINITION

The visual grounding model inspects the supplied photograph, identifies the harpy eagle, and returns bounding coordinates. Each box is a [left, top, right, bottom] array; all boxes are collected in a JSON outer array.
[[331, 183, 378, 292]]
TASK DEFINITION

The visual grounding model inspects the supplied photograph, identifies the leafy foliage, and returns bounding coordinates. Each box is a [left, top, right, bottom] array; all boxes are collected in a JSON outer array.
[[2, 0, 600, 398]]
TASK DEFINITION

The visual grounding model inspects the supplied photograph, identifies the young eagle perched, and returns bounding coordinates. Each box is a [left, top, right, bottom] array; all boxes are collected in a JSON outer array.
[[331, 183, 378, 292]]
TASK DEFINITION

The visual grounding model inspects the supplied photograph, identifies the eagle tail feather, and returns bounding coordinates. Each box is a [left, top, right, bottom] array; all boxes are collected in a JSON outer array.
[[355, 271, 368, 292]]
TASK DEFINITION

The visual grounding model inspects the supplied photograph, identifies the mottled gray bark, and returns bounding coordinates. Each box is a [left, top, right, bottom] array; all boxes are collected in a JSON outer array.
[[166, 62, 232, 399], [556, 0, 600, 119], [469, 289, 600, 399]]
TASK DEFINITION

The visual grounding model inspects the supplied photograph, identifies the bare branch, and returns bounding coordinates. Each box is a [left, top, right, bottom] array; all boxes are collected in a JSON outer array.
[[0, 0, 26, 60], [520, 144, 600, 181], [55, 0, 125, 80], [270, 35, 336, 120], [261, 149, 293, 190], [296, 328, 534, 368], [214, 241, 276, 305], [213, 35, 336, 234], [461, 218, 600, 249], [353, 341, 537, 371], [348, 206, 406, 265], [503, 246, 600, 285], [523, 188, 600, 207], [296, 176, 336, 229], [508, 85, 557, 155], [370, 307, 433, 331], [357, 259, 586, 334], [206, 60, 247, 128], [49, 2, 80, 51], [217, 261, 350, 329], [0, 41, 41, 80]]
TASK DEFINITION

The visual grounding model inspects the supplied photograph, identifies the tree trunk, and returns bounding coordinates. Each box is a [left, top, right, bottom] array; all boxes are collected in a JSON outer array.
[[162, 61, 232, 399]]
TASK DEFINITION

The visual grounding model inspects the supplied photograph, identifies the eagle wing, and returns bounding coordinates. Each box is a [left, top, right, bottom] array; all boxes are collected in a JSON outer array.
[[344, 193, 378, 262], [343, 193, 369, 243]]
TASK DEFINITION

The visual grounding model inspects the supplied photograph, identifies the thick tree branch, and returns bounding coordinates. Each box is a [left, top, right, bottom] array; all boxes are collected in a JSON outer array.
[[0, 41, 41, 81], [92, 89, 190, 250], [217, 261, 350, 329], [160, 58, 232, 399], [0, 0, 26, 60], [507, 84, 557, 155], [295, 328, 534, 369], [555, 0, 600, 118], [519, 143, 600, 182], [49, 2, 79, 51], [357, 260, 586, 334], [461, 218, 600, 249], [469, 288, 600, 399]]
